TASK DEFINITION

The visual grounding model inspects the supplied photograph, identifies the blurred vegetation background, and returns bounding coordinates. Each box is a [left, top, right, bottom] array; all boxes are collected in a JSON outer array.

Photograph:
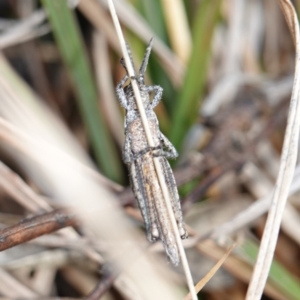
[[1, 0, 300, 299]]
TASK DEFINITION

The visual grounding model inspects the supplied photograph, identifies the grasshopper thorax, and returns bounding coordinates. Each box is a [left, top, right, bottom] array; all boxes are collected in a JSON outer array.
[[124, 82, 151, 110]]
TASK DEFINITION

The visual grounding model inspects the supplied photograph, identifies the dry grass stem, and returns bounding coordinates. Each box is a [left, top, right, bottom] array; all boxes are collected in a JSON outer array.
[[183, 244, 235, 300], [0, 10, 47, 49], [161, 0, 192, 63], [107, 0, 196, 299], [246, 0, 300, 298]]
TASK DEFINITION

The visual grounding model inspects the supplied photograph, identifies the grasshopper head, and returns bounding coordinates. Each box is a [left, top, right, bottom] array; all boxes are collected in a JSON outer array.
[[120, 38, 154, 110], [120, 38, 154, 86]]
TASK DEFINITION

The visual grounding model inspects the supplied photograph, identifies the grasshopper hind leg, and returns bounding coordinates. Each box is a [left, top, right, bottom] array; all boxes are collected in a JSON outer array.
[[150, 171, 180, 266], [161, 158, 188, 239], [130, 160, 159, 242]]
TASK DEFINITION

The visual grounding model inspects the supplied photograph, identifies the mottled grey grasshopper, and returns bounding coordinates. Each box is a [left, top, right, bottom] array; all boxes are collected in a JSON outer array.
[[116, 38, 187, 266]]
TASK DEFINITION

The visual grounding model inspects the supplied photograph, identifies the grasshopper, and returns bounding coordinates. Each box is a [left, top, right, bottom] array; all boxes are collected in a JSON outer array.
[[116, 38, 187, 265]]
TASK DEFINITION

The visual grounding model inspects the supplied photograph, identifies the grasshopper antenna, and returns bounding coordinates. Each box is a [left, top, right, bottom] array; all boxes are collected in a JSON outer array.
[[139, 37, 153, 76], [125, 41, 135, 73], [120, 42, 137, 77]]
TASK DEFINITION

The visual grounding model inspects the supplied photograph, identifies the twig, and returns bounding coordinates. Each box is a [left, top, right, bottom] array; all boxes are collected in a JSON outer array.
[[0, 210, 76, 251], [84, 269, 117, 300], [107, 1, 196, 299], [0, 298, 79, 300]]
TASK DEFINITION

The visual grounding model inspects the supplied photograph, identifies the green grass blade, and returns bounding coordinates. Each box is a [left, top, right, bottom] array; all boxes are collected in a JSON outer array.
[[242, 239, 300, 300], [41, 0, 123, 182], [138, 0, 168, 41], [170, 0, 221, 150], [135, 0, 175, 129]]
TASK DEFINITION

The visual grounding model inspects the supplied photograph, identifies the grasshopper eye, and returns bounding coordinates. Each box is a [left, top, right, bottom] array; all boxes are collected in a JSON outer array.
[[138, 76, 144, 85], [120, 57, 125, 68]]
